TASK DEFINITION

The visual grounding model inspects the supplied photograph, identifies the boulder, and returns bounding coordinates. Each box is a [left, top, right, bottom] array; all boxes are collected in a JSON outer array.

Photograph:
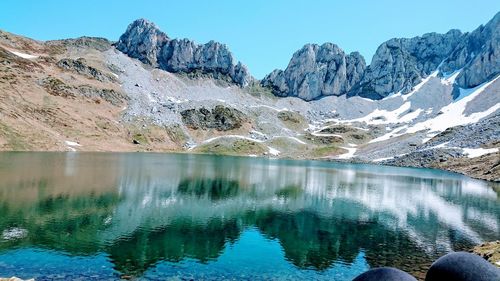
[[425, 252, 500, 281]]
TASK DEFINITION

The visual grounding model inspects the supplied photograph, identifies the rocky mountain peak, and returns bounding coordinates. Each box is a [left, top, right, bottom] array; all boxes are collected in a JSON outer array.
[[116, 18, 169, 66], [263, 12, 499, 101], [348, 30, 464, 99], [443, 11, 500, 89], [261, 43, 366, 101], [116, 19, 253, 87]]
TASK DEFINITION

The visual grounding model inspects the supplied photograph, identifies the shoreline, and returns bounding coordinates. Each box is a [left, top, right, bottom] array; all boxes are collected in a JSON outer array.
[[0, 149, 498, 183]]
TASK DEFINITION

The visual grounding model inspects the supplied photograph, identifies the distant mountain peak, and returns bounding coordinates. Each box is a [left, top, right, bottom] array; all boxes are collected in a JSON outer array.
[[263, 12, 500, 101], [116, 18, 169, 66], [261, 43, 366, 101], [115, 19, 252, 87]]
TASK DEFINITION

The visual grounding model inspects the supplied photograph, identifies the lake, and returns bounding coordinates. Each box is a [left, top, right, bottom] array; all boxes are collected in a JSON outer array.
[[0, 152, 498, 280]]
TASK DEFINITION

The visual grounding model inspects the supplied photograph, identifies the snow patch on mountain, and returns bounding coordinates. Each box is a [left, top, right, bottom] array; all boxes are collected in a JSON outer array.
[[441, 70, 461, 86], [268, 147, 281, 156], [384, 70, 440, 102], [406, 75, 500, 136], [336, 145, 357, 159], [8, 49, 38, 59], [462, 147, 499, 158]]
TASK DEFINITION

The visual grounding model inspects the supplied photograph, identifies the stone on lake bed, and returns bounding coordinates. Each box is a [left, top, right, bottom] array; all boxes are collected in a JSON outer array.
[[471, 241, 500, 267], [1, 228, 27, 240]]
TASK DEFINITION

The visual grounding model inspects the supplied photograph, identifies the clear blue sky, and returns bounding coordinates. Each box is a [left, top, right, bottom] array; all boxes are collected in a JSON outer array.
[[1, 0, 499, 79]]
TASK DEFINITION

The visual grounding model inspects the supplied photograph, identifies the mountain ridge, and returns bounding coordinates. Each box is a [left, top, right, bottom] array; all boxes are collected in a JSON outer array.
[[114, 12, 499, 102], [0, 13, 498, 181], [264, 11, 499, 100], [116, 18, 253, 87]]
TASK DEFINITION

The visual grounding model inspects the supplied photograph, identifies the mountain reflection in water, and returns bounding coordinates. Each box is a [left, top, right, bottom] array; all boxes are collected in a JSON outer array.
[[0, 152, 498, 280]]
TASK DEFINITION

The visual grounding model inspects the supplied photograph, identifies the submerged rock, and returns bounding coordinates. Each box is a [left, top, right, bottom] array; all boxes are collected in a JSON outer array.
[[471, 241, 500, 267]]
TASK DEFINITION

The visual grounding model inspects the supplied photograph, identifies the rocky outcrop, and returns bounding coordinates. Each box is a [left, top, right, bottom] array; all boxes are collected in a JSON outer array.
[[442, 12, 500, 89], [39, 76, 126, 105], [57, 58, 113, 82], [181, 105, 247, 131], [115, 19, 169, 66], [116, 19, 252, 87], [77, 86, 127, 106], [261, 43, 366, 101], [349, 30, 463, 99], [48, 37, 112, 52]]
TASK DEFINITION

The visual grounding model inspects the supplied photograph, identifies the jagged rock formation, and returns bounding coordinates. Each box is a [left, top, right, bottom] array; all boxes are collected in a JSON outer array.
[[264, 11, 500, 100], [116, 19, 252, 87], [442, 12, 500, 89], [115, 19, 169, 66], [261, 43, 366, 101], [349, 30, 463, 99]]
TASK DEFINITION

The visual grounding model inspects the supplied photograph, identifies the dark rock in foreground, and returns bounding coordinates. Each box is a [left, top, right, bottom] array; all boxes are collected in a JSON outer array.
[[353, 267, 417, 281], [425, 252, 500, 281]]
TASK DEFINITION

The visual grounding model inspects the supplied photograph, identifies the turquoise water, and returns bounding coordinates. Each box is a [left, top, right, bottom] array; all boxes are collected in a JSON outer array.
[[0, 152, 498, 280]]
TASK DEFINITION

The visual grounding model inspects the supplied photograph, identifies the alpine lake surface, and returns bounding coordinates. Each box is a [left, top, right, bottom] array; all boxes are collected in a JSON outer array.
[[0, 152, 498, 280]]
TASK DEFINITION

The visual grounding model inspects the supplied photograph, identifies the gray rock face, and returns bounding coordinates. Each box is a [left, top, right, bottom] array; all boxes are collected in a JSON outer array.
[[261, 43, 366, 101], [160, 39, 234, 74], [116, 19, 169, 66], [349, 30, 463, 99], [116, 19, 252, 87], [442, 12, 500, 89]]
